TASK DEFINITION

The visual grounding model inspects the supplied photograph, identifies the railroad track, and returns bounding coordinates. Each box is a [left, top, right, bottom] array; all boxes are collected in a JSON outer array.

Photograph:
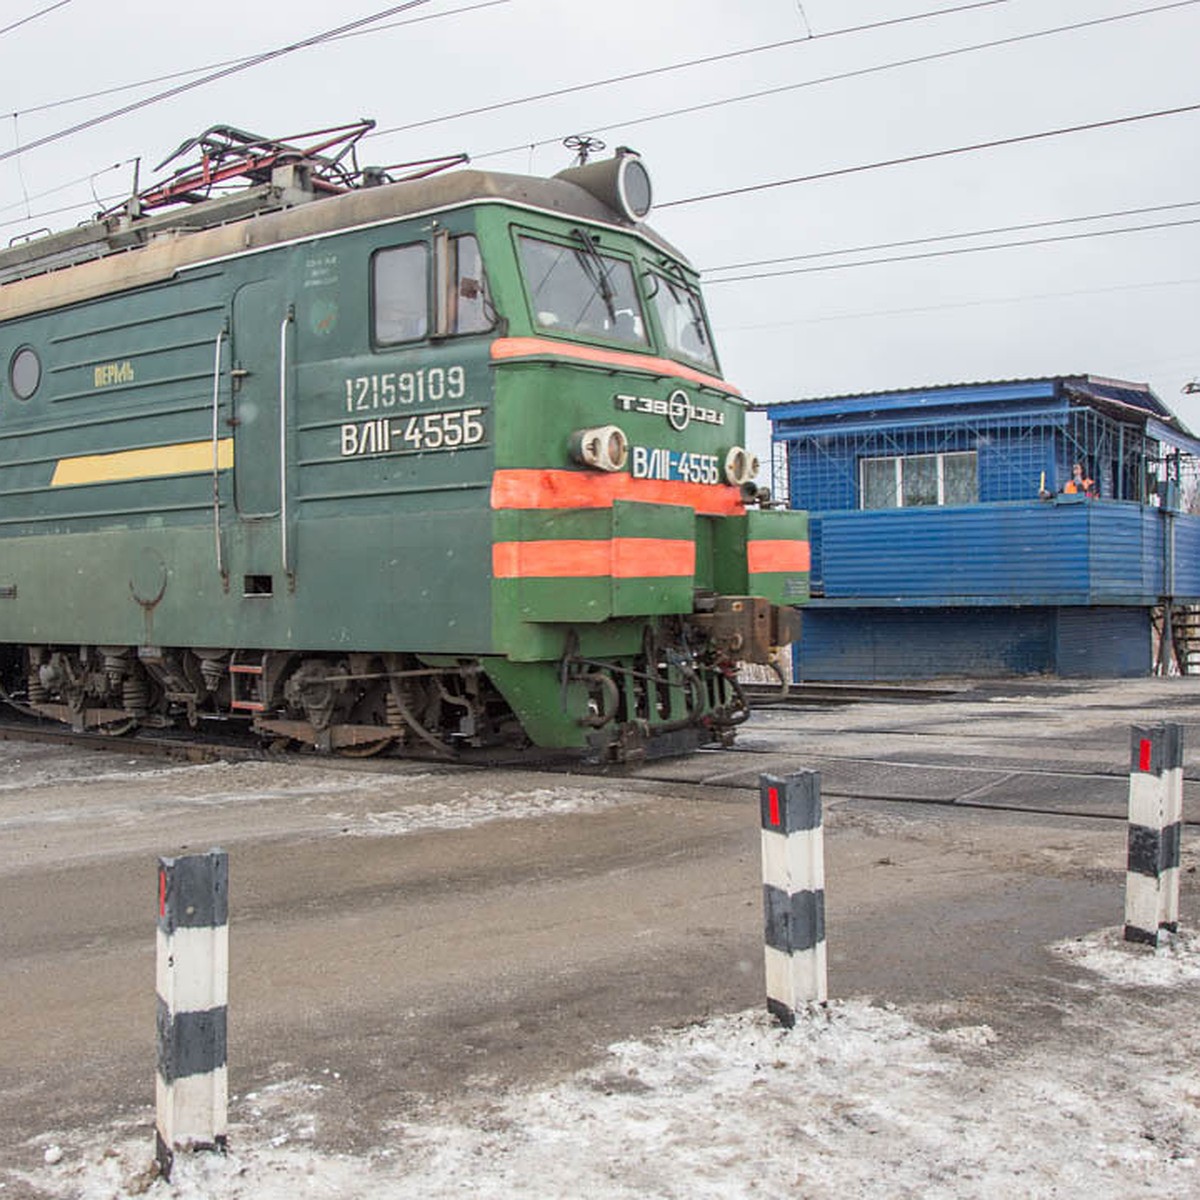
[[0, 704, 1195, 830], [737, 681, 968, 707]]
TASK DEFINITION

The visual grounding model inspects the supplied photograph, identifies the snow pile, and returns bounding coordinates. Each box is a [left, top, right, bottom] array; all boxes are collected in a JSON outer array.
[[0, 754, 216, 793], [1054, 925, 1200, 987], [17, 929, 1200, 1200], [334, 785, 631, 836]]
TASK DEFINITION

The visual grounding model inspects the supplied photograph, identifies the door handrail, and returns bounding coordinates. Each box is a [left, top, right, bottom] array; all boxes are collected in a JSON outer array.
[[279, 307, 295, 583], [211, 327, 228, 587]]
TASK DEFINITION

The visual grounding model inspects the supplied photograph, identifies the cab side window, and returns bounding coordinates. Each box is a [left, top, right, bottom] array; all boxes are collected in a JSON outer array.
[[451, 235, 492, 335], [373, 244, 429, 344]]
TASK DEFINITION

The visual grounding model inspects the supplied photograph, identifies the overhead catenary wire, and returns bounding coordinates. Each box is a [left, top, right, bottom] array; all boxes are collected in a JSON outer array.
[[2, 2, 1196, 322], [0, 0, 73, 39], [2, 0, 1014, 232], [702, 198, 1200, 277], [9, 0, 1197, 233], [10, 0, 512, 119], [370, 0, 1014, 139], [0, 162, 128, 218], [704, 215, 1200, 285], [0, 0, 442, 165], [461, 0, 1200, 164], [0, 193, 124, 234], [718, 275, 1200, 335], [660, 101, 1200, 211]]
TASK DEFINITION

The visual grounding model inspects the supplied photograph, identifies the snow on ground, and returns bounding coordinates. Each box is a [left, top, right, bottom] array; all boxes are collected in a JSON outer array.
[[15, 928, 1200, 1200], [332, 784, 633, 836], [1057, 925, 1200, 988], [0, 750, 637, 848]]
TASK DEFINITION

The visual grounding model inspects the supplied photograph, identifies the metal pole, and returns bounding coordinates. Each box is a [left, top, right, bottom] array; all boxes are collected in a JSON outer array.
[[759, 771, 827, 1025], [156, 849, 229, 1180], [1124, 725, 1183, 947]]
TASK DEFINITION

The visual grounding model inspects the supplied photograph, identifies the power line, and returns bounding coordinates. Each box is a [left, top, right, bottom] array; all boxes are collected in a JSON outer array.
[[371, 0, 1013, 139], [703, 199, 1200, 276], [0, 0, 73, 38], [463, 0, 1200, 164], [717, 275, 1200, 335], [0, 193, 124, 235], [11, 0, 511, 120], [0, 1, 441, 166], [660, 101, 1200, 211], [704, 215, 1200, 285], [0, 162, 128, 218]]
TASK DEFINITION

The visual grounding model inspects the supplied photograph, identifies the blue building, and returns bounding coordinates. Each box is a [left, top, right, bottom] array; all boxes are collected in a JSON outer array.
[[766, 375, 1200, 680]]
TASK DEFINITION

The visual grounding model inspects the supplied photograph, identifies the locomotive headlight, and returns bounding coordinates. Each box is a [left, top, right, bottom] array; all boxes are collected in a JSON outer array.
[[724, 446, 760, 486], [554, 148, 652, 224], [570, 425, 629, 472]]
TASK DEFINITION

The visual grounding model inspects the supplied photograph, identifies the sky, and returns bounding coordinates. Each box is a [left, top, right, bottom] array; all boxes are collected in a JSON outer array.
[[2, 0, 1199, 466]]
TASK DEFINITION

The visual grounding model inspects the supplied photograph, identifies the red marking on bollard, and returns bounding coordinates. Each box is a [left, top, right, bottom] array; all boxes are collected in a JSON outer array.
[[768, 787, 780, 827], [1139, 738, 1152, 772], [159, 868, 166, 919]]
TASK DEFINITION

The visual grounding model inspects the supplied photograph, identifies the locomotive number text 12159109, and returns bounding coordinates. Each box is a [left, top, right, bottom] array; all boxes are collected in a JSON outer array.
[[343, 365, 466, 411]]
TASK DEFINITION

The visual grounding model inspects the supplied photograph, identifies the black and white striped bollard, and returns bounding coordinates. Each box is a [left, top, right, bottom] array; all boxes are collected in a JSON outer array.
[[1124, 724, 1183, 947], [156, 849, 229, 1179], [760, 771, 827, 1025]]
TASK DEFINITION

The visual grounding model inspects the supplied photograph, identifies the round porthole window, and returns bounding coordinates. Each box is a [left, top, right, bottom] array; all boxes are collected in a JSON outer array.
[[10, 346, 41, 400]]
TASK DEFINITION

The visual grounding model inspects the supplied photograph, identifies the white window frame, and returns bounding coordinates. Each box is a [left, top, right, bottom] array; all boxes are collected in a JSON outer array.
[[859, 450, 978, 509]]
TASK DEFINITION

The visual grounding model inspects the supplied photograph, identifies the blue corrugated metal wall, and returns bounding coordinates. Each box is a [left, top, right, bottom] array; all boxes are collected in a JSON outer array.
[[812, 500, 1175, 604], [1171, 516, 1200, 596], [1090, 504, 1160, 598], [797, 605, 1150, 680], [797, 608, 1054, 679], [1056, 607, 1150, 677]]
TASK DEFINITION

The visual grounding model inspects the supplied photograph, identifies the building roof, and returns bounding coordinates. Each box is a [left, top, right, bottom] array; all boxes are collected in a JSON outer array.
[[764, 374, 1200, 453]]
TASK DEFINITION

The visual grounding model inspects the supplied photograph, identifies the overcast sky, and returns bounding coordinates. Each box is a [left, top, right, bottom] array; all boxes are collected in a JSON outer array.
[[3, 0, 1198, 463]]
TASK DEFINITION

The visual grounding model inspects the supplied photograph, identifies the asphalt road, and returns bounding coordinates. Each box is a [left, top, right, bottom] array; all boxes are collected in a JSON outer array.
[[2, 677, 1198, 1195]]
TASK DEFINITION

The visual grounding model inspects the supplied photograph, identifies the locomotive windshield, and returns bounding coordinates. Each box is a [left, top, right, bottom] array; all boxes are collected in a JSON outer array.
[[516, 232, 648, 347], [646, 270, 717, 371]]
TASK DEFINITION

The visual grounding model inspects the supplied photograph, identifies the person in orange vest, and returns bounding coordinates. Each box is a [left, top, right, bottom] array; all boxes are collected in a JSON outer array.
[[1063, 462, 1097, 497]]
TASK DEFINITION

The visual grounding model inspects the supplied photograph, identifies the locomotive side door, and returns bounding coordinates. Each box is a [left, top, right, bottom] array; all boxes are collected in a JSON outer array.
[[230, 280, 284, 518]]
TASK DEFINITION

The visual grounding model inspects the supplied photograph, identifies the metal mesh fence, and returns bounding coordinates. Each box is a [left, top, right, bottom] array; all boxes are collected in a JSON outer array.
[[771, 405, 1182, 511]]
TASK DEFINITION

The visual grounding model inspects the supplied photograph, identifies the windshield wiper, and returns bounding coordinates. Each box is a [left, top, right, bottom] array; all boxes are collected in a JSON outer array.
[[571, 228, 617, 326], [654, 255, 710, 349], [685, 289, 709, 348]]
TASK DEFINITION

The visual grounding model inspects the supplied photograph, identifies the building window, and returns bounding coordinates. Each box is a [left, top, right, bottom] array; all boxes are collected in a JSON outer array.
[[860, 451, 978, 509]]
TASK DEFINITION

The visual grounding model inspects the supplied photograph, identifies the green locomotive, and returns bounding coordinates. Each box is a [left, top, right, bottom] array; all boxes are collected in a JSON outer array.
[[0, 124, 807, 759]]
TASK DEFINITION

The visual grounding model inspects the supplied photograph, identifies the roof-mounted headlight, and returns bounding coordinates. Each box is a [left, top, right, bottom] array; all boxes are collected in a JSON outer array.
[[571, 425, 629, 472], [554, 148, 652, 223]]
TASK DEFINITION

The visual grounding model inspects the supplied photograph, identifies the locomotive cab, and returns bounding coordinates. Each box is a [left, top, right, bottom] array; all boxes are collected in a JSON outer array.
[[471, 152, 809, 755]]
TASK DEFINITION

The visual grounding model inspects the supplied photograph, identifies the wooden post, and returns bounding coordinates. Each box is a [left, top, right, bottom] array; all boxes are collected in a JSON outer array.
[[760, 771, 827, 1025], [156, 849, 229, 1180]]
